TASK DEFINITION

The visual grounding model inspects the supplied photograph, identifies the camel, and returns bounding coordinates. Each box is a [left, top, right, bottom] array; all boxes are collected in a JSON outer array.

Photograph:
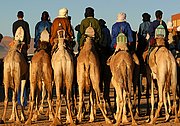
[[25, 40, 54, 124], [147, 38, 179, 124], [51, 27, 74, 125], [76, 25, 112, 124], [2, 40, 28, 123], [174, 52, 180, 116], [107, 33, 137, 126]]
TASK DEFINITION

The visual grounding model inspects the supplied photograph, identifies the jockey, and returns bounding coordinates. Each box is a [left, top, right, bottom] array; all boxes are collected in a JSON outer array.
[[111, 12, 134, 52], [79, 7, 101, 49], [167, 21, 176, 56], [0, 33, 3, 43], [138, 13, 151, 51], [34, 11, 52, 50], [148, 10, 169, 48], [50, 8, 74, 49], [12, 11, 31, 60]]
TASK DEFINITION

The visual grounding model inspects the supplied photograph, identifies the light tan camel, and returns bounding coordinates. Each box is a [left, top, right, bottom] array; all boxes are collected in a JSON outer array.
[[51, 28, 74, 125], [148, 38, 179, 124], [107, 42, 137, 126], [76, 26, 112, 124], [25, 41, 54, 124], [2, 40, 28, 123]]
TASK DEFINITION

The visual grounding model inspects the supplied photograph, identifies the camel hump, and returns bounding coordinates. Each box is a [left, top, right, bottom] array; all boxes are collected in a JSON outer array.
[[15, 26, 24, 41], [40, 28, 49, 42], [85, 23, 95, 37], [155, 21, 166, 39]]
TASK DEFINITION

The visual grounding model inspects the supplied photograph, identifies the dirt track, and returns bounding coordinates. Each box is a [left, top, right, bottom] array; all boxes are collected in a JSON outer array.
[[0, 82, 180, 126]]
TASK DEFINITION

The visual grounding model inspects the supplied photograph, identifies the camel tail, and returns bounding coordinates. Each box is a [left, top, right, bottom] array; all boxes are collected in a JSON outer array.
[[85, 64, 91, 91], [120, 60, 128, 91], [10, 62, 15, 88]]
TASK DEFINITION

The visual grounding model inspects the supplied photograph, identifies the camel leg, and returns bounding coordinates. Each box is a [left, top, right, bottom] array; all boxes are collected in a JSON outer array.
[[39, 81, 46, 114], [9, 93, 16, 122], [149, 76, 155, 123], [151, 83, 163, 124], [167, 92, 171, 114], [114, 87, 123, 126], [127, 90, 137, 125], [163, 89, 170, 122], [2, 81, 8, 122], [13, 89, 20, 124], [20, 80, 26, 122], [65, 87, 74, 124], [93, 86, 112, 124], [114, 93, 120, 121], [122, 90, 128, 124], [52, 78, 62, 126], [171, 79, 179, 123], [77, 85, 84, 123], [25, 83, 36, 125], [31, 89, 40, 121], [89, 89, 95, 122], [46, 83, 53, 121]]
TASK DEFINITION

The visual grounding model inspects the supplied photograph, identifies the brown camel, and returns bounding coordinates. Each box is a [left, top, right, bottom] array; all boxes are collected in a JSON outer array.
[[147, 38, 179, 124], [107, 40, 137, 126], [2, 40, 28, 123], [25, 41, 53, 124], [76, 25, 111, 124], [51, 28, 74, 125]]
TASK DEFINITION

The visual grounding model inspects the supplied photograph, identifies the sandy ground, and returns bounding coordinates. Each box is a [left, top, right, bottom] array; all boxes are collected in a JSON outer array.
[[0, 80, 180, 126]]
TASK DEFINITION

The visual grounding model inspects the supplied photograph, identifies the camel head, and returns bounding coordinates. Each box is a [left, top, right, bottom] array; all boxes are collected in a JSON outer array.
[[9, 40, 25, 52]]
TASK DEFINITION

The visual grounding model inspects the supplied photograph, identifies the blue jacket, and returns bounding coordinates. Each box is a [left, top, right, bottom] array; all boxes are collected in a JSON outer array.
[[34, 21, 52, 48], [111, 21, 133, 49]]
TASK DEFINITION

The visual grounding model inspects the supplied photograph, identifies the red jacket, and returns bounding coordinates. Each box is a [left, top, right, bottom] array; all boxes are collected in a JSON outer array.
[[50, 17, 73, 45]]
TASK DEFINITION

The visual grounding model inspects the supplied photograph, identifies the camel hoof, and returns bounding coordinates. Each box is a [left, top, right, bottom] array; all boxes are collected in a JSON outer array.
[[31, 114, 38, 121], [89, 118, 94, 123], [8, 116, 15, 122], [145, 118, 150, 123], [39, 106, 44, 114], [175, 117, 179, 123], [52, 117, 62, 126], [165, 114, 170, 122], [114, 113, 117, 121], [122, 115, 129, 123], [105, 118, 112, 124], [132, 120, 137, 126], [113, 122, 120, 126], [15, 120, 21, 124], [25, 119, 31, 125]]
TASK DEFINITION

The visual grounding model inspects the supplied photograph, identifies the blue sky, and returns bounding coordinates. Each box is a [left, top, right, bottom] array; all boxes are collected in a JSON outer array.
[[0, 0, 179, 38]]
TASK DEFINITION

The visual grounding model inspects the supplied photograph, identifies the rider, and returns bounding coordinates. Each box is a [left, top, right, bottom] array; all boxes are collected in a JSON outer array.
[[79, 7, 101, 50], [34, 11, 52, 52], [111, 12, 135, 52], [148, 10, 169, 48], [50, 8, 74, 53], [12, 11, 31, 60]]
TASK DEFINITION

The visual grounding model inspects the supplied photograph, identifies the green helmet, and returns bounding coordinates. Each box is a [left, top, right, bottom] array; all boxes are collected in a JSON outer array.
[[116, 32, 127, 44], [155, 21, 166, 38]]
